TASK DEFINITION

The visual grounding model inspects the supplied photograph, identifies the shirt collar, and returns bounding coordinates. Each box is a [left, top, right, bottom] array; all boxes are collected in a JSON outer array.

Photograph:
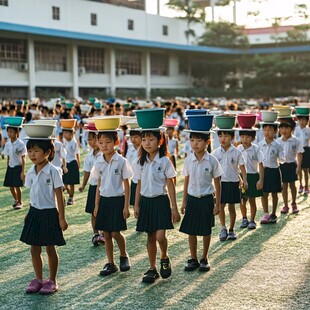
[[146, 152, 160, 163], [262, 138, 276, 146], [29, 162, 51, 175], [220, 145, 232, 153], [190, 151, 209, 162]]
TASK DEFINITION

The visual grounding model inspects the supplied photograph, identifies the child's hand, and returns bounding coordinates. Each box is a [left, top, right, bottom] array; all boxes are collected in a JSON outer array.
[[171, 207, 181, 223], [296, 166, 301, 176], [20, 172, 25, 181], [123, 207, 130, 220], [78, 185, 85, 192], [63, 167, 68, 174], [94, 205, 99, 217], [213, 204, 220, 215], [181, 203, 186, 214], [243, 180, 248, 190], [134, 205, 139, 219], [256, 180, 263, 190], [59, 218, 68, 231]]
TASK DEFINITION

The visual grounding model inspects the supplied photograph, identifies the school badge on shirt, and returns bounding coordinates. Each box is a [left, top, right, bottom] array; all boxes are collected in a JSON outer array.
[[114, 169, 120, 175], [46, 178, 52, 186]]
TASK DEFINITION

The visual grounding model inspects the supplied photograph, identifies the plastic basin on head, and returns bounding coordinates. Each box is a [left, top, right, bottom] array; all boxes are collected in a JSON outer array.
[[4, 116, 24, 126], [260, 111, 278, 122], [295, 106, 309, 115], [237, 114, 257, 129], [134, 108, 165, 129], [60, 119, 77, 129], [215, 115, 236, 129], [164, 119, 179, 127], [93, 116, 120, 130], [23, 124, 56, 138], [185, 109, 208, 116], [187, 115, 214, 131]]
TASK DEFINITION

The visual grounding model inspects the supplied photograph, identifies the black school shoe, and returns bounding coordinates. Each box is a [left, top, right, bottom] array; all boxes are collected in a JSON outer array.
[[184, 258, 200, 271], [142, 268, 160, 283], [199, 258, 210, 272], [100, 263, 118, 276], [120, 256, 131, 272], [160, 257, 172, 279]]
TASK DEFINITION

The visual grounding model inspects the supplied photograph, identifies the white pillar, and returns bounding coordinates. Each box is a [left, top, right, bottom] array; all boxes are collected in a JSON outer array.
[[72, 44, 79, 98], [110, 48, 116, 97], [27, 36, 36, 98], [145, 51, 151, 99]]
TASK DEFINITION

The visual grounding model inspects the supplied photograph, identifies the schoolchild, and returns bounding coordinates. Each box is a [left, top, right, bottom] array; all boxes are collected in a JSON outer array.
[[276, 119, 304, 214], [78, 129, 104, 245], [51, 139, 67, 173], [166, 126, 179, 185], [93, 131, 133, 276], [180, 132, 222, 272], [62, 128, 80, 205], [133, 129, 181, 283], [258, 123, 285, 224], [20, 138, 68, 294], [3, 125, 27, 209], [125, 129, 142, 206], [238, 130, 264, 229], [212, 130, 247, 241], [294, 115, 310, 194]]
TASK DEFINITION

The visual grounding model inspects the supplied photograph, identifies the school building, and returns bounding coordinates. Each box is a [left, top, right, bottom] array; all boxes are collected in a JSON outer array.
[[1, 0, 310, 99]]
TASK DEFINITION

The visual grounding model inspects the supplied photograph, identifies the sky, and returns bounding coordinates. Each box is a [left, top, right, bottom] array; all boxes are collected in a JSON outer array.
[[145, 0, 310, 29]]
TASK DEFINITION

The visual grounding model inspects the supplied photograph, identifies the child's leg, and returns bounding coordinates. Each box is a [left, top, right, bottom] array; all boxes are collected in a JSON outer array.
[[261, 193, 269, 213], [103, 231, 114, 263], [188, 235, 198, 259], [282, 182, 289, 206], [156, 230, 168, 259], [299, 169, 303, 188], [31, 246, 43, 280], [147, 232, 157, 269], [45, 246, 59, 282], [111, 231, 127, 257], [68, 185, 74, 198], [218, 203, 226, 227], [303, 168, 309, 188], [240, 197, 248, 218], [289, 181, 297, 204], [202, 235, 211, 259], [248, 197, 257, 221], [16, 187, 22, 203], [91, 214, 98, 234], [9, 187, 17, 201], [228, 204, 236, 230], [271, 193, 278, 215]]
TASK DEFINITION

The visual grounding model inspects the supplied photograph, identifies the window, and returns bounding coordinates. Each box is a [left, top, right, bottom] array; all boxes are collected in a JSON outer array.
[[163, 25, 168, 36], [91, 13, 97, 26], [0, 38, 27, 69], [128, 19, 134, 31], [115, 50, 141, 75], [52, 6, 60, 20], [35, 42, 67, 71], [151, 53, 169, 76], [0, 0, 8, 6], [78, 46, 104, 73]]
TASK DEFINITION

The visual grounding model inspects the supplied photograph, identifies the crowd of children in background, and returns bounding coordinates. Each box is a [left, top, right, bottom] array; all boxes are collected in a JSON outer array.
[[1, 96, 309, 294]]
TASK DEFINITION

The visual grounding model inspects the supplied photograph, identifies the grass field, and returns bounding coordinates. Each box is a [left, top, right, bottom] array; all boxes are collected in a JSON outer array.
[[0, 152, 309, 310]]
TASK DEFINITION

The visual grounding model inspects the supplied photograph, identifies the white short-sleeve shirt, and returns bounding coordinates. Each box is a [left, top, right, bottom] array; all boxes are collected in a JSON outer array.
[[92, 152, 133, 197], [126, 144, 139, 183], [51, 140, 67, 168], [25, 163, 63, 210], [294, 126, 310, 148], [212, 145, 245, 182], [64, 138, 79, 163], [133, 153, 176, 198], [258, 139, 285, 168], [183, 151, 223, 197], [276, 135, 304, 163], [7, 138, 27, 167], [238, 143, 264, 174], [168, 138, 177, 156], [83, 150, 102, 186]]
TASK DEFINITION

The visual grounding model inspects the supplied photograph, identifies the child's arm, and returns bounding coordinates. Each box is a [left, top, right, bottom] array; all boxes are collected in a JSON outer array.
[[79, 171, 90, 192], [76, 153, 80, 169], [167, 178, 181, 223], [20, 155, 26, 181], [62, 158, 68, 174], [181, 176, 189, 214], [175, 140, 180, 159], [93, 179, 101, 217], [239, 164, 248, 190], [213, 176, 221, 215], [123, 178, 130, 219], [134, 180, 141, 219], [55, 187, 68, 231], [296, 152, 303, 176], [257, 162, 264, 190]]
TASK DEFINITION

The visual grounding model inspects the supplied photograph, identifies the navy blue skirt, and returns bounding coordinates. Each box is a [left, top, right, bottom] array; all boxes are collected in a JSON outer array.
[[63, 160, 80, 185], [136, 195, 174, 233], [95, 196, 127, 232], [85, 185, 97, 214], [4, 165, 23, 187], [180, 194, 215, 236], [130, 181, 137, 206], [280, 162, 298, 183], [263, 167, 282, 193], [301, 147, 310, 168], [243, 173, 263, 198], [220, 182, 241, 204], [20, 206, 66, 246]]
